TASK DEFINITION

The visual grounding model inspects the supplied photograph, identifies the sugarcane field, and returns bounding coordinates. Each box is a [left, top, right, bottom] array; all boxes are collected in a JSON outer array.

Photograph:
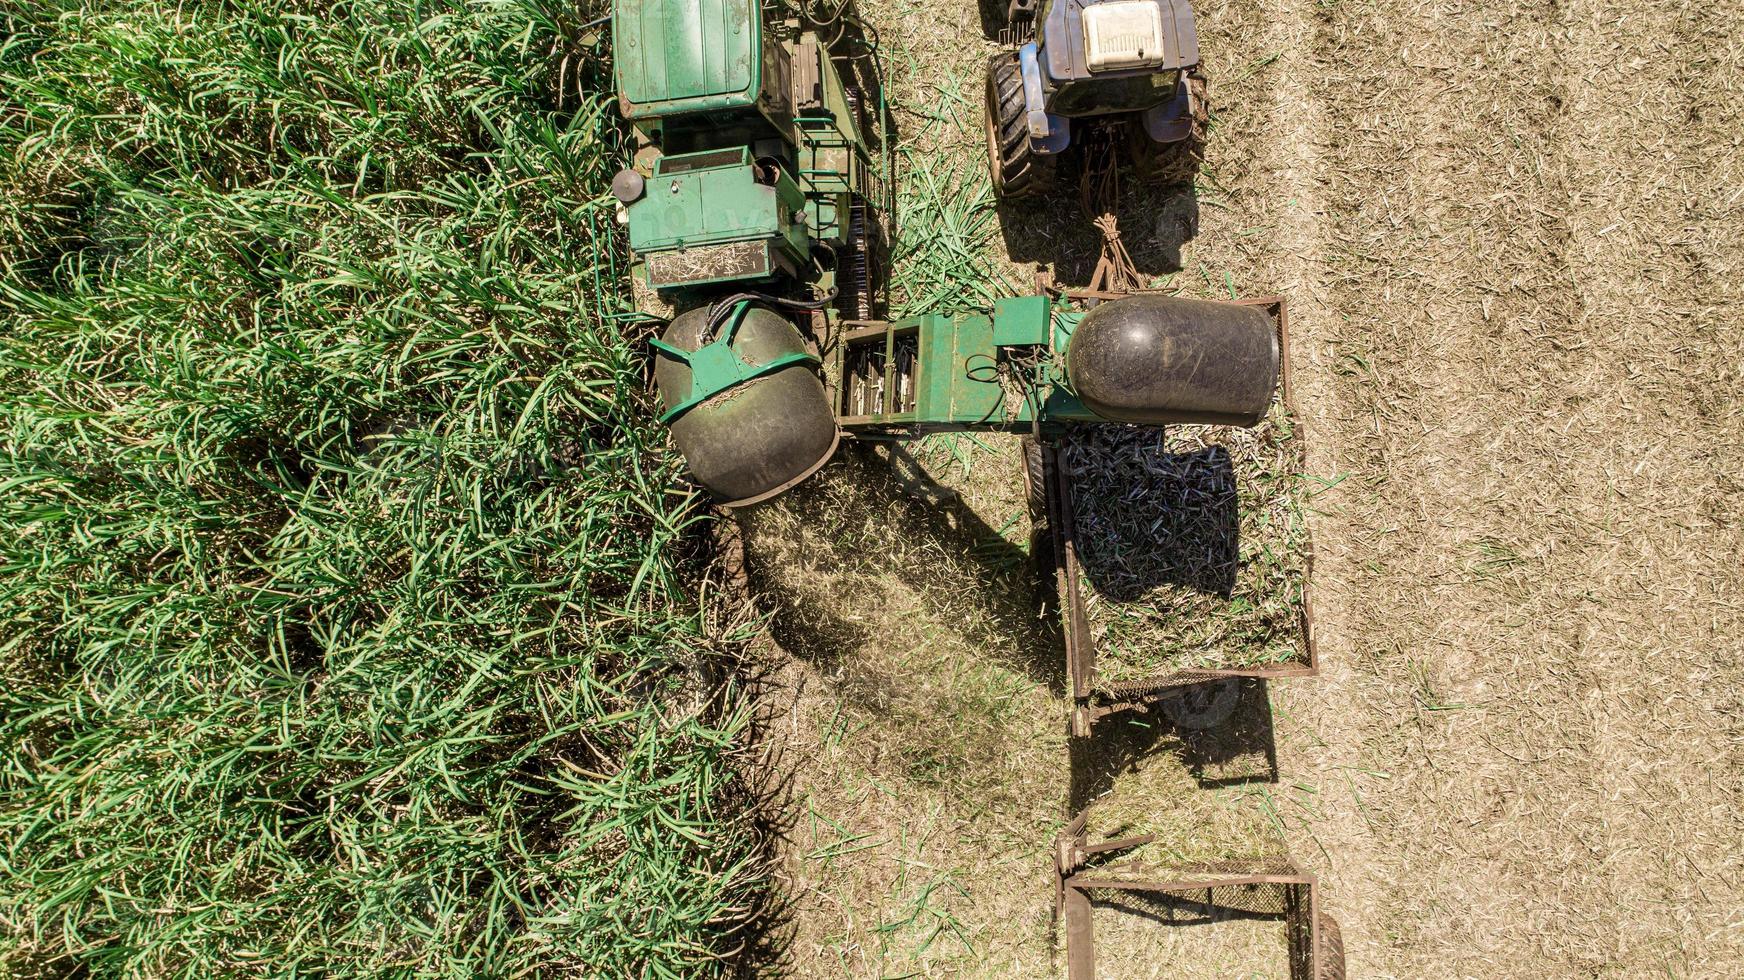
[[0, 0, 1739, 976]]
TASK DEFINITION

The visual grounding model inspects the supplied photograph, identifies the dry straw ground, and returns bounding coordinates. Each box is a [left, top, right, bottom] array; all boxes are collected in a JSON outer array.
[[742, 0, 1744, 975]]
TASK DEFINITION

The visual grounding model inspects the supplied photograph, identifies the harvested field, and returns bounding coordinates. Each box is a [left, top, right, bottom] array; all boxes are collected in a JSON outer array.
[[740, 437, 1067, 975], [756, 0, 1744, 975], [1283, 0, 1744, 974]]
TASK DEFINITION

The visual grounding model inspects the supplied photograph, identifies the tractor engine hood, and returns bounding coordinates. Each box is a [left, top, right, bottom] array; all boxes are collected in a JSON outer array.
[[1042, 0, 1199, 91]]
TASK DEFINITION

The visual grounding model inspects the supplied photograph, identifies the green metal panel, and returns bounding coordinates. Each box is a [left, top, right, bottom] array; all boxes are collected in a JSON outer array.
[[1038, 387, 1097, 424], [614, 0, 759, 118], [627, 162, 805, 253], [912, 313, 1005, 424], [834, 304, 1102, 433], [993, 294, 1053, 346], [806, 195, 843, 245], [915, 313, 955, 422]]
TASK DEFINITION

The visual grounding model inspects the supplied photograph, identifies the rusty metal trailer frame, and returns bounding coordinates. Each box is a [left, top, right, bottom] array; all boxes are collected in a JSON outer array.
[[1038, 292, 1321, 737], [1055, 810, 1345, 980]]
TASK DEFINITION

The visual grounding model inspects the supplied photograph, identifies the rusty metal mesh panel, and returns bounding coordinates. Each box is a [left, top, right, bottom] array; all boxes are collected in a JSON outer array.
[[1080, 855, 1300, 880], [1086, 879, 1294, 918], [1098, 671, 1229, 700], [1077, 877, 1315, 980]]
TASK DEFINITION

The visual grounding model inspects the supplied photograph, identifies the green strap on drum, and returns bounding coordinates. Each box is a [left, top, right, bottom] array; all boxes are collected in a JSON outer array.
[[649, 301, 821, 424]]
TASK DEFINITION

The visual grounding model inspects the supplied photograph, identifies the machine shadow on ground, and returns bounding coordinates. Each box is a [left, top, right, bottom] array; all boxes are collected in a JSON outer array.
[[1068, 678, 1277, 813], [996, 175, 1201, 289], [737, 441, 1068, 697], [877, 442, 1068, 691], [974, 0, 1012, 40], [723, 663, 806, 974]]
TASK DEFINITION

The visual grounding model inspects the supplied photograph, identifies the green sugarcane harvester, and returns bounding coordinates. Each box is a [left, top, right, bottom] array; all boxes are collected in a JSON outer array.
[[608, 0, 1278, 508]]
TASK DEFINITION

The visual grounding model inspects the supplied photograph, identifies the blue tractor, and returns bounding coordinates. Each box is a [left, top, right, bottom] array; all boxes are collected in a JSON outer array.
[[985, 0, 1207, 197]]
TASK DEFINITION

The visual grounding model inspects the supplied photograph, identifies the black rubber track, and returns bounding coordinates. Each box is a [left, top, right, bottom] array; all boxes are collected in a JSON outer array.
[[1020, 435, 1058, 600]]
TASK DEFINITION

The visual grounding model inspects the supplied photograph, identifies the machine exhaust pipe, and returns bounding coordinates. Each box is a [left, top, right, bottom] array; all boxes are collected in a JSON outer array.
[[1064, 294, 1279, 427]]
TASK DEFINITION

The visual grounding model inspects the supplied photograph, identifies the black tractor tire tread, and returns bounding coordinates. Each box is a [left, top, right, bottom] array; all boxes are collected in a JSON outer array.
[[1132, 69, 1209, 187], [985, 53, 1058, 199]]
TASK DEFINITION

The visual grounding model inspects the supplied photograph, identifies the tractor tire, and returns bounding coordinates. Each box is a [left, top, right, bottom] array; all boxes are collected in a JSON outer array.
[[985, 53, 1058, 199], [1131, 69, 1208, 187]]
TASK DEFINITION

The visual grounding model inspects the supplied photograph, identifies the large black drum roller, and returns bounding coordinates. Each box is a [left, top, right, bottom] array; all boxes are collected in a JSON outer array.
[[653, 303, 839, 507], [1065, 295, 1279, 427]]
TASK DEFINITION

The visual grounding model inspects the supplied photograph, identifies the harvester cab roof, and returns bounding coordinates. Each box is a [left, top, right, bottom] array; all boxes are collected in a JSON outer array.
[[609, 0, 887, 299]]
